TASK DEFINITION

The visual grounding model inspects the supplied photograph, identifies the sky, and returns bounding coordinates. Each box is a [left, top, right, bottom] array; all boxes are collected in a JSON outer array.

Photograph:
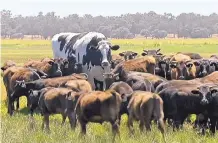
[[1, 0, 218, 17]]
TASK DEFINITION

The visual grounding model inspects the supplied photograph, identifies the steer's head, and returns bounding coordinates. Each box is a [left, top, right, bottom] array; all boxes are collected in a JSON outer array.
[[191, 85, 215, 106], [90, 40, 120, 68]]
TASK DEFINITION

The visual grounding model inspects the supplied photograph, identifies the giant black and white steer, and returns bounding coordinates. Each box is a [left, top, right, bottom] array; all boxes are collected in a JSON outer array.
[[51, 32, 120, 90]]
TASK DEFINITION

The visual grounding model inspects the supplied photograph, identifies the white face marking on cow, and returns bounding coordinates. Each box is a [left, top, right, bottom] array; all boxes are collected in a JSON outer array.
[[98, 40, 111, 67]]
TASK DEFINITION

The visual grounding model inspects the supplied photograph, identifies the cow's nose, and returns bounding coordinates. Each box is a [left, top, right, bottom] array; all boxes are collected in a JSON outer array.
[[202, 71, 207, 76], [179, 76, 185, 80], [102, 61, 109, 67], [200, 99, 209, 105]]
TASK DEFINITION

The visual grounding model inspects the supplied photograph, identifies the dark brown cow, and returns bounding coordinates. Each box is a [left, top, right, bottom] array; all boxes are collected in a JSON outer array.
[[127, 91, 165, 138], [38, 88, 81, 130], [74, 89, 125, 141], [109, 81, 134, 123], [119, 51, 138, 61]]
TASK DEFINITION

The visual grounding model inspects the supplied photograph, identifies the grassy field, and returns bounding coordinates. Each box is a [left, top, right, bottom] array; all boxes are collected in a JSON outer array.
[[1, 38, 218, 143]]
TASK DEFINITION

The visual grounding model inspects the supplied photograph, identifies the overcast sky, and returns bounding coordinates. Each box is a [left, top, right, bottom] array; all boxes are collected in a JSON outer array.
[[1, 0, 218, 17]]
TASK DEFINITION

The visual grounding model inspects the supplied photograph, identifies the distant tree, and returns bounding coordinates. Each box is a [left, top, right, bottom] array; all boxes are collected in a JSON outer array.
[[140, 29, 150, 38], [1, 9, 218, 39]]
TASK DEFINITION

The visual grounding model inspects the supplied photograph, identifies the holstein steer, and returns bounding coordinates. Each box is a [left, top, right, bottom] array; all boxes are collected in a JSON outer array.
[[127, 91, 165, 137], [52, 32, 120, 90], [74, 90, 126, 141]]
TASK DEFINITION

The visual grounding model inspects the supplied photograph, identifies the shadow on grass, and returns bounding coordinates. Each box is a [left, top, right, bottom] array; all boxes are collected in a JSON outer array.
[[19, 107, 41, 116]]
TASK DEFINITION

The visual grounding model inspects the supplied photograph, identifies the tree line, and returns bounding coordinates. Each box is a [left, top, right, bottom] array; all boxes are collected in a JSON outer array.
[[1, 9, 218, 39]]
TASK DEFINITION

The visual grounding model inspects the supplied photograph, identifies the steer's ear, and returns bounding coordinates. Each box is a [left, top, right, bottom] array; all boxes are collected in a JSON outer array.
[[111, 45, 120, 50], [191, 90, 200, 95]]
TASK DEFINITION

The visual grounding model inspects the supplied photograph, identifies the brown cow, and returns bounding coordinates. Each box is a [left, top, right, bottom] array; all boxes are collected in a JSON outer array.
[[2, 66, 44, 115], [61, 80, 92, 92], [177, 52, 202, 59], [169, 60, 197, 80], [24, 58, 67, 77], [127, 91, 165, 137], [74, 89, 125, 141], [114, 56, 156, 74], [1, 60, 16, 72], [38, 88, 81, 131]]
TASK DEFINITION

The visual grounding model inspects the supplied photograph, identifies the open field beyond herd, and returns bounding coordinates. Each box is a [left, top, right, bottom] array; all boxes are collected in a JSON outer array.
[[1, 38, 218, 143]]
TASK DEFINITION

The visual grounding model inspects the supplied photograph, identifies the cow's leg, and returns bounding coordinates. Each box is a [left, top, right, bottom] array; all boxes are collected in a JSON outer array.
[[209, 116, 216, 135], [61, 113, 67, 126], [44, 114, 50, 131], [111, 119, 120, 143], [16, 97, 19, 111], [67, 112, 76, 130], [79, 118, 87, 135], [127, 111, 134, 134]]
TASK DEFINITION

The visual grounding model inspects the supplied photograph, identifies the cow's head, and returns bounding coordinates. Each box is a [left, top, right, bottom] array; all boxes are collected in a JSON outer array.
[[41, 58, 63, 77], [157, 56, 170, 78], [1, 60, 16, 72], [89, 40, 120, 67], [169, 61, 187, 80], [142, 48, 162, 56], [103, 63, 127, 89], [209, 59, 218, 73], [191, 85, 216, 105], [198, 59, 210, 77], [119, 51, 138, 61]]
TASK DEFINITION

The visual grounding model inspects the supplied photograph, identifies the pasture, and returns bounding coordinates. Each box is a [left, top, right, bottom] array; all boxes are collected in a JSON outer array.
[[1, 38, 218, 143]]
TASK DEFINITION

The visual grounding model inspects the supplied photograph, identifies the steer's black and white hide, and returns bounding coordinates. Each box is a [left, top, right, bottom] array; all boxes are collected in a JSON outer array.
[[51, 32, 120, 90]]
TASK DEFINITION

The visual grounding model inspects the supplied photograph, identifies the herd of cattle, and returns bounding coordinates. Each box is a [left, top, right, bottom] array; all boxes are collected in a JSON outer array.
[[1, 32, 218, 140]]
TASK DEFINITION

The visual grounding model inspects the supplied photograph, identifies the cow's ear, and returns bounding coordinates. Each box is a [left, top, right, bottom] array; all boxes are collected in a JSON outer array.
[[28, 89, 33, 94], [111, 45, 120, 50], [121, 94, 127, 102], [194, 61, 200, 66], [210, 88, 218, 95], [191, 90, 200, 95], [141, 52, 147, 56], [63, 60, 69, 68], [133, 52, 138, 56], [66, 91, 74, 101], [1, 67, 5, 71], [156, 48, 161, 53], [119, 52, 125, 56], [48, 61, 54, 65]]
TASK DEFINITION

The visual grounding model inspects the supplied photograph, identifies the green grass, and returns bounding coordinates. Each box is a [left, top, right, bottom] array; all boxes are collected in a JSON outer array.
[[1, 38, 218, 143]]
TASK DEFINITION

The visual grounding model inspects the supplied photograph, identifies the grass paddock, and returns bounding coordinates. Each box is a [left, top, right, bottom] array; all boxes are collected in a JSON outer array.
[[1, 38, 218, 143]]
